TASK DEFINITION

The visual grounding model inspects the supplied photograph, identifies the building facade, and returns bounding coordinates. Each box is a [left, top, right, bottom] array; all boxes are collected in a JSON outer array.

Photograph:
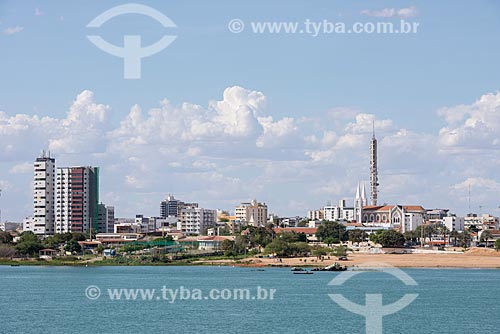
[[178, 207, 217, 235], [55, 166, 99, 233], [32, 154, 55, 235], [235, 199, 268, 226]]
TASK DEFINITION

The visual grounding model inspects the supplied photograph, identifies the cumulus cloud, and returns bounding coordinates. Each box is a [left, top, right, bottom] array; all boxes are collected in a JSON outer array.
[[438, 92, 500, 151], [9, 162, 32, 174], [3, 26, 24, 35], [2, 87, 500, 220], [361, 6, 418, 18], [35, 8, 44, 16]]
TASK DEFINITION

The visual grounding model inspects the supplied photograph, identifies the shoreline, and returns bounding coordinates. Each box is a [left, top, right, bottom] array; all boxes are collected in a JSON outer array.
[[2, 252, 500, 269]]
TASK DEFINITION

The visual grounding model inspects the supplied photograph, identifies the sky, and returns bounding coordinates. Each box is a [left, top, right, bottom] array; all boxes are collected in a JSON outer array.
[[1, 0, 500, 221]]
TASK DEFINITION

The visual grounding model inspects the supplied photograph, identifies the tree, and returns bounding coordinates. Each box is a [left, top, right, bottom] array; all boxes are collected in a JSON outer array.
[[277, 231, 307, 243], [348, 229, 368, 243], [64, 239, 82, 254], [449, 231, 460, 247], [264, 239, 311, 257], [245, 226, 275, 249], [481, 230, 492, 248], [15, 231, 43, 256], [457, 231, 471, 249], [495, 239, 500, 252], [0, 231, 13, 244], [316, 221, 347, 245], [297, 220, 308, 227], [71, 232, 87, 242], [370, 230, 405, 248]]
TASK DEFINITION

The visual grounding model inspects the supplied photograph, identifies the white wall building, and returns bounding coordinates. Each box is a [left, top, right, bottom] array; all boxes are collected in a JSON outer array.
[[235, 199, 268, 226], [178, 207, 217, 235], [324, 200, 355, 222], [32, 154, 55, 235], [443, 216, 465, 232]]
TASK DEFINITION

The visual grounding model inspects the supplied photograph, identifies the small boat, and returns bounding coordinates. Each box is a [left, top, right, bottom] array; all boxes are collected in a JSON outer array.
[[10, 264, 20, 267], [312, 262, 348, 272], [293, 271, 313, 275], [290, 267, 306, 272]]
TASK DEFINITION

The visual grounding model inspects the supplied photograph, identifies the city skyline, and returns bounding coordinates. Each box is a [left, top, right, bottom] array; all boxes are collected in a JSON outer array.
[[1, 1, 500, 220]]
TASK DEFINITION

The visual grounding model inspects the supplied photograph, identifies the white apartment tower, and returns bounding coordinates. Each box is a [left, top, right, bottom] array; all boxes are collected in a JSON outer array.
[[33, 152, 55, 235]]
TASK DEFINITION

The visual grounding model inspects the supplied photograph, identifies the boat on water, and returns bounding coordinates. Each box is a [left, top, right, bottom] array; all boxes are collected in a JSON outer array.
[[291, 267, 313, 274], [311, 262, 347, 272]]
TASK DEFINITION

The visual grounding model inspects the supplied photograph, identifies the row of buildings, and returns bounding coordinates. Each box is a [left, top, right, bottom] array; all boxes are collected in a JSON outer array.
[[23, 152, 114, 235]]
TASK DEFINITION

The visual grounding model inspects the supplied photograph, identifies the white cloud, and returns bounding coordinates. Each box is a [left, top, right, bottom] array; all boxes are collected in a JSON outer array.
[[35, 8, 44, 16], [3, 87, 500, 220], [9, 162, 32, 174], [3, 26, 24, 35], [361, 6, 418, 18], [438, 92, 500, 152]]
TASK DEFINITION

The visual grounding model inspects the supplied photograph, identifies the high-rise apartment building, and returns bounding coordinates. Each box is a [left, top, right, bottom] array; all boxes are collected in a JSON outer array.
[[55, 166, 99, 233], [160, 194, 198, 218], [32, 153, 55, 235], [235, 199, 268, 226], [178, 206, 216, 235]]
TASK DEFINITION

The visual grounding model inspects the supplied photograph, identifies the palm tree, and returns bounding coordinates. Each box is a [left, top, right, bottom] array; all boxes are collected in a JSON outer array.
[[481, 230, 492, 248], [449, 230, 460, 247]]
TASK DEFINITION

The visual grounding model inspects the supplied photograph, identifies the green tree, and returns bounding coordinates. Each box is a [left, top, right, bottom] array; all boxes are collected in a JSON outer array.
[[481, 230, 492, 248], [245, 226, 275, 249], [495, 239, 500, 252], [297, 220, 308, 227], [64, 239, 82, 254], [457, 231, 472, 249], [370, 230, 405, 247], [0, 231, 13, 244], [277, 231, 307, 243], [449, 230, 460, 247], [71, 232, 87, 242], [15, 231, 43, 256], [316, 221, 347, 245], [348, 229, 368, 243], [264, 239, 311, 257]]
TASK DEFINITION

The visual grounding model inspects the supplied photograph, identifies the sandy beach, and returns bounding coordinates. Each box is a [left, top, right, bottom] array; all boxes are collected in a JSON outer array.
[[202, 248, 500, 268]]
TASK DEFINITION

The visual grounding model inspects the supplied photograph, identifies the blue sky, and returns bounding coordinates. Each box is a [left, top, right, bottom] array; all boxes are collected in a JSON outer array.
[[1, 0, 500, 221]]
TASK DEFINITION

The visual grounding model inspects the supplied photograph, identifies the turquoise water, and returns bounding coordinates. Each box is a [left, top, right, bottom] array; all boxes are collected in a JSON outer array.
[[1, 266, 499, 333]]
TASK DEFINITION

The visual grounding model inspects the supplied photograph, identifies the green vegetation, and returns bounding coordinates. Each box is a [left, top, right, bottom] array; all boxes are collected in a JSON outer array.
[[264, 239, 310, 257], [15, 231, 43, 256], [369, 230, 405, 248], [495, 239, 500, 252], [64, 239, 82, 254], [316, 221, 347, 245], [348, 229, 368, 243]]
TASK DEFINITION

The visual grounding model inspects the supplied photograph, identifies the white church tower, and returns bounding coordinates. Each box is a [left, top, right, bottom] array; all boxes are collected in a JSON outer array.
[[354, 182, 367, 223]]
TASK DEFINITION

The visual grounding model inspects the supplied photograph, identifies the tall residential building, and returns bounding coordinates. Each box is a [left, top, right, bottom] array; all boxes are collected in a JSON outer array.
[[32, 153, 55, 235], [160, 194, 198, 218], [178, 206, 216, 235], [235, 199, 268, 226], [55, 166, 99, 233], [98, 203, 115, 233]]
